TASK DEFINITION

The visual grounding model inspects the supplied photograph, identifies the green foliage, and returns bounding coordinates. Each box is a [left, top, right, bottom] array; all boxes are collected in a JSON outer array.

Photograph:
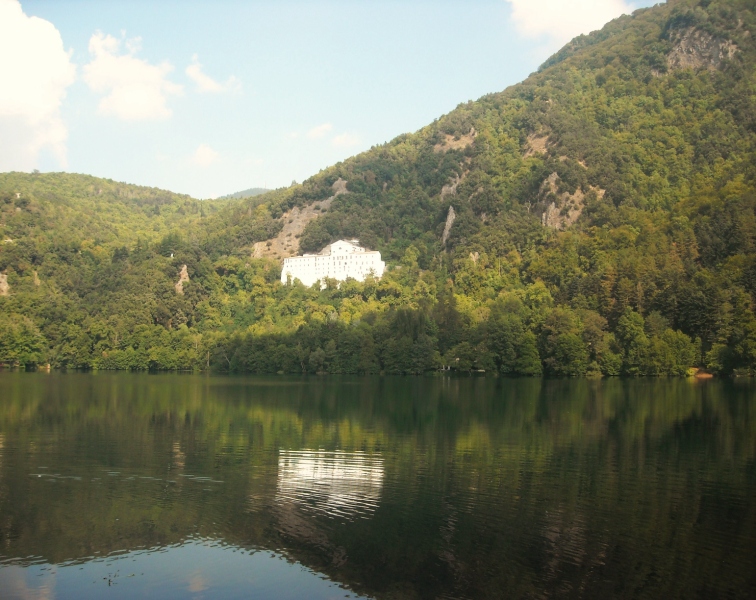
[[3, 0, 756, 377], [0, 313, 46, 366]]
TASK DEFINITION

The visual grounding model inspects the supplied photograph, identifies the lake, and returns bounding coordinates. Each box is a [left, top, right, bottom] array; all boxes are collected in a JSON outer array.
[[0, 373, 754, 599]]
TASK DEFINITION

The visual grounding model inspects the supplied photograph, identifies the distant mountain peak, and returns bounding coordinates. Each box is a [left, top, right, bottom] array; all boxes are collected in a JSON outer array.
[[218, 187, 270, 200]]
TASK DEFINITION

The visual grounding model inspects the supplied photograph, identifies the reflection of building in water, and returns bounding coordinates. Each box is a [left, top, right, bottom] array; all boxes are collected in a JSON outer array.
[[276, 450, 384, 520]]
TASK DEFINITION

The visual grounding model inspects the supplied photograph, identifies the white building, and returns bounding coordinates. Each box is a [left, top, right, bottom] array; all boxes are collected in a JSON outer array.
[[281, 239, 385, 287]]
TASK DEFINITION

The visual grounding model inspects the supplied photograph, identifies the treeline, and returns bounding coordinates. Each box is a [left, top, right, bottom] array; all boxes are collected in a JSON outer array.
[[211, 302, 697, 377], [0, 245, 704, 377]]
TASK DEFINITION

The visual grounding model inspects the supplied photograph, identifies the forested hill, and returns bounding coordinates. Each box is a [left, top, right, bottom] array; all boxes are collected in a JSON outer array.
[[2, 0, 756, 377], [219, 187, 270, 200], [0, 172, 219, 247]]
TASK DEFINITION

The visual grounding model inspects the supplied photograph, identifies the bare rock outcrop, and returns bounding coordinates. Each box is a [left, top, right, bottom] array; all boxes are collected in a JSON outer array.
[[441, 205, 456, 246], [441, 171, 467, 199], [253, 178, 348, 259], [330, 177, 348, 195], [524, 133, 551, 158], [175, 265, 190, 295], [667, 27, 738, 72], [538, 172, 604, 230], [434, 128, 476, 153], [0, 273, 8, 296]]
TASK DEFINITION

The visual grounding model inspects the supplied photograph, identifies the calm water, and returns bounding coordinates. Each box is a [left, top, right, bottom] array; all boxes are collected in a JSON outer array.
[[0, 374, 754, 599]]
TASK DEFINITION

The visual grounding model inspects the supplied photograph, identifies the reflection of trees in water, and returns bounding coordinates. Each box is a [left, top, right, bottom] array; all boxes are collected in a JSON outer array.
[[0, 374, 754, 598]]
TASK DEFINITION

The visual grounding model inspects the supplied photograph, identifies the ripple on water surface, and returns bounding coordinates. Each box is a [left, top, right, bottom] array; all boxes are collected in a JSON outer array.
[[0, 540, 369, 600], [0, 373, 755, 599]]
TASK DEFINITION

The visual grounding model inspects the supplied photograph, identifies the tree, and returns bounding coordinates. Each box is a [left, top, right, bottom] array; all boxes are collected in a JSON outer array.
[[0, 314, 47, 366], [308, 347, 326, 373], [548, 333, 589, 377], [616, 308, 648, 376]]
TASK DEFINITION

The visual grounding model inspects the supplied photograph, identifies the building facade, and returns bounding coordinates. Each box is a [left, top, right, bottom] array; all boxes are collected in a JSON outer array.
[[280, 240, 385, 287]]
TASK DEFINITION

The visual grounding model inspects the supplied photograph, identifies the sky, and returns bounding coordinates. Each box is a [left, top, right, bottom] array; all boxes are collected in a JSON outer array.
[[0, 0, 660, 199]]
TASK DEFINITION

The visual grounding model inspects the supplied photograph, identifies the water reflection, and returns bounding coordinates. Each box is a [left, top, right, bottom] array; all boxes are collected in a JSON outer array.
[[277, 450, 384, 520], [1, 540, 366, 600], [0, 373, 754, 599]]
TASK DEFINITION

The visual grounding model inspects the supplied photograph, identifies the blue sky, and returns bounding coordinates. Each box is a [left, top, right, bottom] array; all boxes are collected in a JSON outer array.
[[1, 0, 659, 198]]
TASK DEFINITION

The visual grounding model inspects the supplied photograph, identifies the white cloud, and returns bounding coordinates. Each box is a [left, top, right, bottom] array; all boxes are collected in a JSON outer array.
[[186, 54, 240, 93], [0, 0, 76, 170], [83, 31, 182, 121], [331, 133, 360, 148], [307, 122, 333, 139], [505, 0, 633, 46], [190, 144, 219, 167]]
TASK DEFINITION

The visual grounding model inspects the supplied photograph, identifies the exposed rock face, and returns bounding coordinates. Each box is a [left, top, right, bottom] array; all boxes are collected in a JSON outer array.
[[441, 173, 464, 198], [441, 205, 456, 246], [175, 265, 190, 295], [541, 203, 558, 229], [524, 133, 550, 158], [667, 27, 738, 71], [434, 127, 476, 153], [0, 273, 8, 296], [253, 178, 348, 259], [538, 172, 604, 230], [330, 177, 348, 196]]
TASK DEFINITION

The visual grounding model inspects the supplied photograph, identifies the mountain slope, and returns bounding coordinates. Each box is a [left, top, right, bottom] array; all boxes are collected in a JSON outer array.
[[274, 0, 755, 265], [219, 187, 271, 200], [246, 0, 756, 360], [2, 0, 756, 376], [0, 172, 217, 248]]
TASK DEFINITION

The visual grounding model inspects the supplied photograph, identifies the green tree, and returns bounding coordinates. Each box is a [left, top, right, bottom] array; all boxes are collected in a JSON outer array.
[[616, 308, 648, 376], [0, 314, 47, 366]]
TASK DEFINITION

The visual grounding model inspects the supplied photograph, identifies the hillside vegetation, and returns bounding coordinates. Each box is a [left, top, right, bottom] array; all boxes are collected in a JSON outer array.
[[2, 0, 755, 377], [219, 187, 271, 200]]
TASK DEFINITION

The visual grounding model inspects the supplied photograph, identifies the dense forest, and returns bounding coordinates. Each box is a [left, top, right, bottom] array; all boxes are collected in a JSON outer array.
[[2, 0, 756, 377]]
